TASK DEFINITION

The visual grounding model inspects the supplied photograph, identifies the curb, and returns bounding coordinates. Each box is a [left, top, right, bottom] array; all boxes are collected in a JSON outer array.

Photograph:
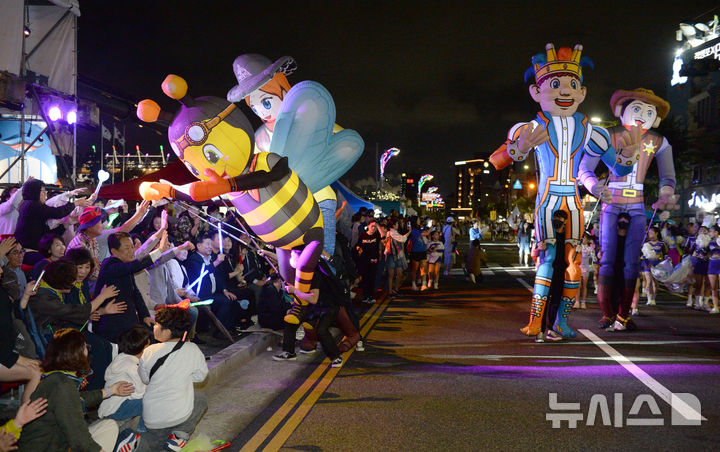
[[198, 331, 280, 390]]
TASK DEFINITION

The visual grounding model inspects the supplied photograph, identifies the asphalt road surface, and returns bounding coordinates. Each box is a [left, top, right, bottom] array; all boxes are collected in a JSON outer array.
[[229, 242, 720, 451]]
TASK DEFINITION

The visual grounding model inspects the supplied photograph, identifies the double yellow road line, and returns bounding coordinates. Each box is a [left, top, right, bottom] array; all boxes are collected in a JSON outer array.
[[240, 294, 392, 451]]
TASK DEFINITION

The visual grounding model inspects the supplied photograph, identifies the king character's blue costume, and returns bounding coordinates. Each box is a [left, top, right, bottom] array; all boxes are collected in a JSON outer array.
[[490, 44, 638, 338]]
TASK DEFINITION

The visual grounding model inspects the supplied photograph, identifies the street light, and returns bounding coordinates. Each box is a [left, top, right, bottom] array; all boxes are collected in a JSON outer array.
[[418, 174, 434, 196], [591, 116, 602, 123], [380, 147, 400, 192]]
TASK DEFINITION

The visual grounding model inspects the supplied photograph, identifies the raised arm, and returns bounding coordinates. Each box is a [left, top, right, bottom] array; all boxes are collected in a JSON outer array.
[[489, 121, 547, 170]]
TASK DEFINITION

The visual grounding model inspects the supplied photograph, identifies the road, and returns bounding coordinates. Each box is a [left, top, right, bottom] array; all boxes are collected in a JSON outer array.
[[225, 242, 720, 451]]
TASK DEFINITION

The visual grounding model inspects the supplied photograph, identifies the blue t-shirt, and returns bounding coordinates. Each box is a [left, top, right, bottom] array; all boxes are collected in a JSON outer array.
[[409, 229, 427, 253]]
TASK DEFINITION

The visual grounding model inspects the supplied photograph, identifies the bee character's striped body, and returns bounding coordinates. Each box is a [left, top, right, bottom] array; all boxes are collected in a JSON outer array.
[[228, 152, 324, 250]]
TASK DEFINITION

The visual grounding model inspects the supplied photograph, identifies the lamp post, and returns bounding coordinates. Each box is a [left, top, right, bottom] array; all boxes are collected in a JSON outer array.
[[379, 147, 400, 193], [418, 174, 434, 201]]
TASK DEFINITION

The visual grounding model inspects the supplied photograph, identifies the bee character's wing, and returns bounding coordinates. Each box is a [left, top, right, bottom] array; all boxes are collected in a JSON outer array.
[[269, 81, 363, 193]]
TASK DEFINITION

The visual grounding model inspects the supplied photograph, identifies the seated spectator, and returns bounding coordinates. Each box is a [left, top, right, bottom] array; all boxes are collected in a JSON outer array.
[[63, 247, 96, 307], [67, 201, 151, 285], [3, 237, 28, 294], [0, 263, 41, 403], [137, 307, 208, 452], [93, 232, 193, 343], [27, 259, 121, 390], [14, 180, 90, 266], [0, 397, 48, 450], [183, 234, 240, 336], [256, 274, 290, 331], [30, 233, 66, 281], [0, 181, 24, 235], [211, 231, 255, 329], [98, 325, 151, 432], [18, 328, 135, 452]]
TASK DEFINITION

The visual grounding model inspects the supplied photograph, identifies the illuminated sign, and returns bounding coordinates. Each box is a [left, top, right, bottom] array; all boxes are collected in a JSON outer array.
[[513, 179, 522, 189], [688, 191, 719, 212], [406, 179, 414, 184], [671, 56, 688, 86], [695, 42, 720, 60]]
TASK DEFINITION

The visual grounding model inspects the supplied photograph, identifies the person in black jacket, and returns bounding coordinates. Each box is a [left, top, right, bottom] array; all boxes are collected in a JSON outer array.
[[14, 179, 90, 265], [183, 234, 240, 335], [256, 274, 290, 331], [0, 267, 41, 403], [93, 232, 193, 343]]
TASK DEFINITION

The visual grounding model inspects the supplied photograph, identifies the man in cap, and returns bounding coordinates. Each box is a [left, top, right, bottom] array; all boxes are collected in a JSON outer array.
[[67, 201, 151, 284], [583, 89, 677, 331], [442, 217, 456, 276]]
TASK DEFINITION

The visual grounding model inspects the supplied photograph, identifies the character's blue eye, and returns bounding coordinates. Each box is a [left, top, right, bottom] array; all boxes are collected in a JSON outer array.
[[262, 98, 272, 110], [633, 106, 641, 113], [571, 80, 577, 89], [251, 106, 258, 115], [185, 161, 200, 176], [648, 110, 653, 117], [551, 79, 560, 89]]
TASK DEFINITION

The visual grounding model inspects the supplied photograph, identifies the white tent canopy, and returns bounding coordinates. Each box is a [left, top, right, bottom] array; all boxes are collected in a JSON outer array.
[[0, 0, 80, 95]]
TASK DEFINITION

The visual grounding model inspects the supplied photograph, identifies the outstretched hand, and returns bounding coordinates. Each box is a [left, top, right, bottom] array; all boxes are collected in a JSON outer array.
[[14, 397, 48, 428], [617, 125, 643, 161], [139, 182, 174, 201], [189, 169, 231, 202], [516, 123, 548, 155]]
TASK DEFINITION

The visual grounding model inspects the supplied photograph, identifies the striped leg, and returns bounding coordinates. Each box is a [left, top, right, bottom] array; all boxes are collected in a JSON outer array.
[[521, 242, 556, 336], [284, 228, 324, 327], [554, 241, 581, 338]]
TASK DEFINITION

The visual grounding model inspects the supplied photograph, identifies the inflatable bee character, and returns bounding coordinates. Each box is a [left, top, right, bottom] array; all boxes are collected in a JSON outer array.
[[137, 75, 324, 325]]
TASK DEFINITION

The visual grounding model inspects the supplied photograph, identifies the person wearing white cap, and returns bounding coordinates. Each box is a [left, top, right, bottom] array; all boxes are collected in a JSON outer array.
[[442, 217, 456, 276]]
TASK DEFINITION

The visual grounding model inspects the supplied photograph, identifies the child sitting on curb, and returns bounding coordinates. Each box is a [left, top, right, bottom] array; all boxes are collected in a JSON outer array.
[[98, 325, 151, 431], [137, 306, 208, 452]]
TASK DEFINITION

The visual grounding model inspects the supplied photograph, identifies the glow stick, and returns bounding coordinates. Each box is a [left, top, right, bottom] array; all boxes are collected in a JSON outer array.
[[218, 222, 224, 254], [190, 299, 213, 307], [32, 270, 45, 292], [93, 170, 110, 197], [190, 264, 207, 295]]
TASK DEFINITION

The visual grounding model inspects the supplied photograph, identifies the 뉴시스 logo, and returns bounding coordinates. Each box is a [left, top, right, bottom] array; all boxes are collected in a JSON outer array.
[[546, 392, 703, 428]]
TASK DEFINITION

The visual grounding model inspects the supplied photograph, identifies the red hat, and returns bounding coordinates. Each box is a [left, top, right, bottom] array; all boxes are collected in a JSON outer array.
[[78, 207, 106, 231]]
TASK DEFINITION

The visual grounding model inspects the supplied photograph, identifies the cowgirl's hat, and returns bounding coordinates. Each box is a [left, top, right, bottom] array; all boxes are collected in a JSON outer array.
[[226, 54, 296, 103]]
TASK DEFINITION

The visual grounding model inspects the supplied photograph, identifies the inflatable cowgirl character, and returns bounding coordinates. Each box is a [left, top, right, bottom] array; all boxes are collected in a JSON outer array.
[[582, 89, 677, 331], [490, 43, 642, 338]]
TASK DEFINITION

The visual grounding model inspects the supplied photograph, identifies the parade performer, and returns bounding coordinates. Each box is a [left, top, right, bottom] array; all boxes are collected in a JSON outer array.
[[490, 43, 641, 338], [227, 54, 361, 257], [586, 89, 677, 331], [136, 74, 361, 326]]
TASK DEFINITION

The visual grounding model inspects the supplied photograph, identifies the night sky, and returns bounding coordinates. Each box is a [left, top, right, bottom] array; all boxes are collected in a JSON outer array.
[[78, 0, 719, 195]]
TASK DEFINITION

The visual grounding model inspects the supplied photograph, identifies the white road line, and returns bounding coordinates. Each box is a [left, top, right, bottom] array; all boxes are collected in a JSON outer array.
[[515, 277, 533, 292], [374, 340, 720, 349], [420, 354, 716, 362], [580, 329, 708, 422]]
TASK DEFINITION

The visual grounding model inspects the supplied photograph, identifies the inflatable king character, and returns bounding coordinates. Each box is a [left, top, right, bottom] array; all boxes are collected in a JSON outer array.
[[489, 43, 642, 338]]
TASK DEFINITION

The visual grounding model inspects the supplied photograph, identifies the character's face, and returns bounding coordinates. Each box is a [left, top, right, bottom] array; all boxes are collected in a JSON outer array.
[[620, 100, 658, 130], [529, 75, 586, 116], [367, 222, 377, 235], [248, 90, 284, 131], [197, 238, 213, 256], [222, 236, 232, 251], [648, 229, 657, 240], [8, 245, 24, 267]]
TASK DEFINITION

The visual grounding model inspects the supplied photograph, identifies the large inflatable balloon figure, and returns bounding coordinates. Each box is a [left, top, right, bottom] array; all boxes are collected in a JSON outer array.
[[227, 54, 363, 257], [489, 43, 642, 339], [583, 88, 677, 331], [136, 74, 361, 326]]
